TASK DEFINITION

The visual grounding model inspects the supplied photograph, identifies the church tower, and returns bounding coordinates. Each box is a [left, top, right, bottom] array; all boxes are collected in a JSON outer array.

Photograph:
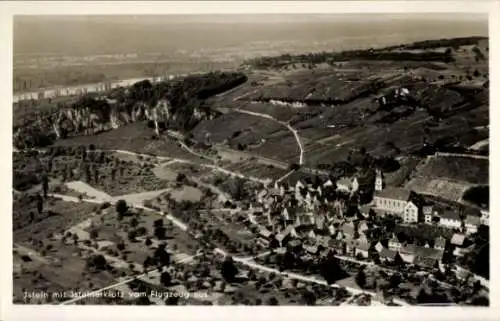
[[375, 169, 383, 191]]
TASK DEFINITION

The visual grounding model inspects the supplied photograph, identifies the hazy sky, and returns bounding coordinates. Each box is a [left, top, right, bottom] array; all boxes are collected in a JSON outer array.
[[15, 13, 488, 25], [14, 14, 488, 57]]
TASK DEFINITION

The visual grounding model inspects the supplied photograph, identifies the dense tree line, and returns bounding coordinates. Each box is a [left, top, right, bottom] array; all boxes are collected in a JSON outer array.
[[245, 36, 486, 69], [245, 45, 455, 69], [462, 185, 489, 209]]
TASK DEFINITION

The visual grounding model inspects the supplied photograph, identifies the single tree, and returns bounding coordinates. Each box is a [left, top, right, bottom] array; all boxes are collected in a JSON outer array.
[[154, 226, 167, 240], [86, 254, 107, 271], [41, 175, 49, 198], [130, 218, 139, 228], [117, 242, 126, 251], [267, 297, 279, 305], [90, 229, 99, 240], [153, 219, 164, 229], [154, 244, 171, 267], [116, 199, 128, 220], [355, 269, 367, 289], [160, 271, 172, 287], [128, 230, 137, 242], [36, 195, 44, 215], [221, 256, 238, 282]]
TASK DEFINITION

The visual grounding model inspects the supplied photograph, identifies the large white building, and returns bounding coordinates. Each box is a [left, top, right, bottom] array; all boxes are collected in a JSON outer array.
[[372, 170, 421, 223], [403, 201, 419, 223], [373, 187, 412, 215]]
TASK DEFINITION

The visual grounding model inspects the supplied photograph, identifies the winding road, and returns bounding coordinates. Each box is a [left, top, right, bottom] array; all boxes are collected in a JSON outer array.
[[48, 188, 406, 306]]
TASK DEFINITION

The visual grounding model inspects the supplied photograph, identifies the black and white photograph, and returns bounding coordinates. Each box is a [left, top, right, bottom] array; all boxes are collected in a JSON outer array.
[[3, 1, 496, 316]]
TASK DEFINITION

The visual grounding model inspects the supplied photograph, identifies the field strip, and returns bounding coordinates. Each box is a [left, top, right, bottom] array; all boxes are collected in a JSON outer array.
[[233, 108, 305, 165]]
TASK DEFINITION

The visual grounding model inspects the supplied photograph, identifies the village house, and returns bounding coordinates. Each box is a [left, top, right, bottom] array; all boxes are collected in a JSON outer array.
[[480, 210, 489, 226], [357, 221, 369, 235], [423, 205, 436, 224], [336, 177, 359, 194], [451, 233, 470, 257], [339, 221, 356, 240], [413, 247, 444, 270], [328, 239, 346, 255], [388, 235, 402, 251], [464, 215, 481, 235], [414, 255, 439, 269], [275, 225, 297, 247], [438, 210, 462, 230], [257, 228, 273, 247], [434, 236, 447, 251], [374, 241, 385, 253], [403, 201, 419, 223], [295, 179, 306, 192], [303, 244, 319, 255], [275, 247, 287, 255], [380, 248, 401, 264], [399, 244, 417, 264], [354, 241, 371, 259], [328, 224, 336, 236]]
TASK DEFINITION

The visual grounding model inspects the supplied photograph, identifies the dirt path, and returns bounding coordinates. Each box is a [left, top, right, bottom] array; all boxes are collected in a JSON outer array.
[[178, 141, 217, 163], [233, 108, 305, 166], [212, 248, 408, 306], [112, 189, 171, 205], [51, 179, 410, 306]]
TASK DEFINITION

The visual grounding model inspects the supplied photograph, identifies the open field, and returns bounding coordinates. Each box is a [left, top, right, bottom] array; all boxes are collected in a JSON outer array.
[[224, 160, 289, 181], [192, 112, 284, 145], [250, 134, 301, 164]]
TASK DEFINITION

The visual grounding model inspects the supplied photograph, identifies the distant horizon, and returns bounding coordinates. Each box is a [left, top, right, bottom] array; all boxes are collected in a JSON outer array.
[[15, 13, 488, 25]]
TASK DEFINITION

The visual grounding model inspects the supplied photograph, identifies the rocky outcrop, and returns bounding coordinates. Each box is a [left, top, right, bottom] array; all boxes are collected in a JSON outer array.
[[14, 97, 193, 149], [14, 71, 248, 149]]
